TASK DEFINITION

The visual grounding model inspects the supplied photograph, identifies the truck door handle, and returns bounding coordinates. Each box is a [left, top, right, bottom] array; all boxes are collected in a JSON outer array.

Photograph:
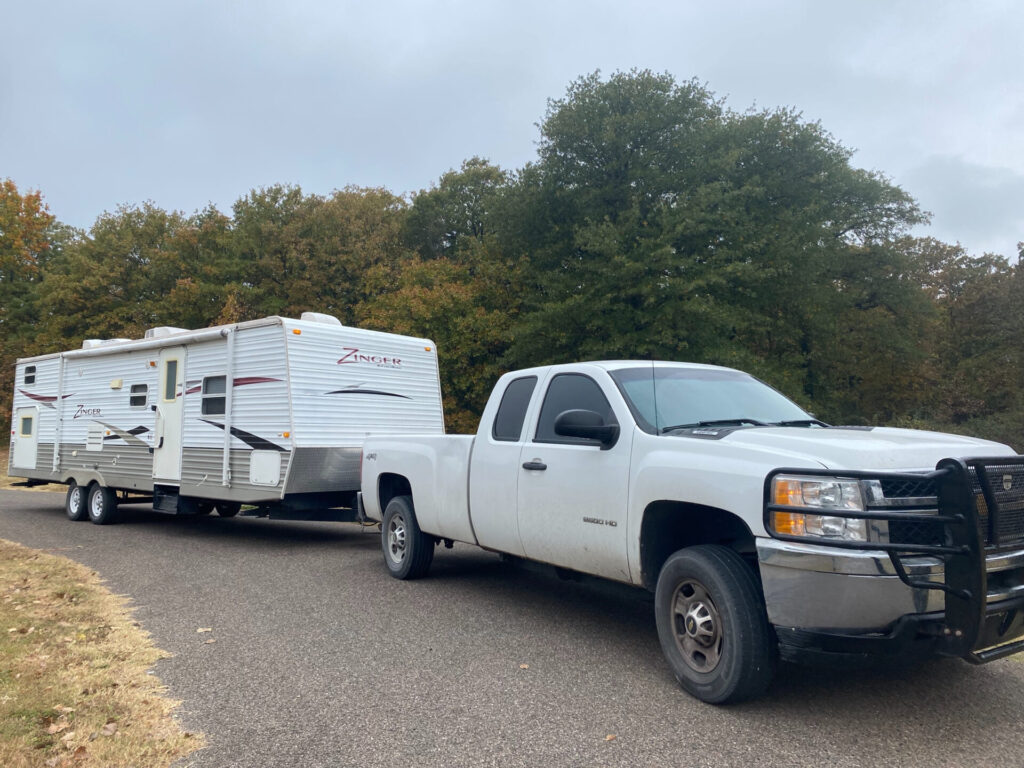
[[522, 460, 547, 471]]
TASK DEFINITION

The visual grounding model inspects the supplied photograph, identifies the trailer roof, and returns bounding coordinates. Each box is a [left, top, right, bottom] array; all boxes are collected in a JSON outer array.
[[14, 315, 434, 365]]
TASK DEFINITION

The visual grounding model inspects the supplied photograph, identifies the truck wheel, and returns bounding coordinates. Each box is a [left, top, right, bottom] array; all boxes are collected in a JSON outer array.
[[87, 483, 120, 525], [655, 545, 776, 704], [65, 482, 88, 521], [215, 502, 241, 517], [382, 495, 434, 580]]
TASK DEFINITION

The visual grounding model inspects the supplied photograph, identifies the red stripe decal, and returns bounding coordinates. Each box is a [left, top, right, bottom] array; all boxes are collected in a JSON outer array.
[[184, 377, 279, 396], [233, 377, 281, 386], [19, 389, 74, 403]]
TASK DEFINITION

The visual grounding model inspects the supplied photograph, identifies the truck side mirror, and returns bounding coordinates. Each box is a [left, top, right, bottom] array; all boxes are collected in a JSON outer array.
[[553, 409, 620, 450]]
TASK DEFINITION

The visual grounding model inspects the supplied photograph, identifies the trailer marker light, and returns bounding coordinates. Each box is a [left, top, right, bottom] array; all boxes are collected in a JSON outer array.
[[283, 432, 290, 438], [425, 346, 431, 351], [293, 329, 301, 335]]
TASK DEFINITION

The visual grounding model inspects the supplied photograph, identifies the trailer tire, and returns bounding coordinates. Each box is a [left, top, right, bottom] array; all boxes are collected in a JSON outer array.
[[65, 482, 88, 521], [655, 545, 775, 704], [382, 495, 433, 580], [87, 484, 120, 525], [215, 502, 241, 517]]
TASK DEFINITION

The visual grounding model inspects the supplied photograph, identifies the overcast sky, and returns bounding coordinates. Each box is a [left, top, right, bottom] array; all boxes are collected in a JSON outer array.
[[2, 0, 1021, 260]]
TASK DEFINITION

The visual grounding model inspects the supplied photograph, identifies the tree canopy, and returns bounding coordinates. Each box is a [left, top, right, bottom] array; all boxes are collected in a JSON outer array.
[[2, 70, 1021, 446]]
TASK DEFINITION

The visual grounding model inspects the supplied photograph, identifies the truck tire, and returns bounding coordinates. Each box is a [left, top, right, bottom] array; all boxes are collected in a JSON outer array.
[[87, 483, 120, 525], [382, 495, 434, 580], [65, 482, 88, 521], [215, 502, 241, 517], [655, 545, 775, 704]]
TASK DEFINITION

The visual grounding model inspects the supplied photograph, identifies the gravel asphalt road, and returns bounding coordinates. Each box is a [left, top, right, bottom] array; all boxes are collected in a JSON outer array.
[[2, 489, 1023, 767]]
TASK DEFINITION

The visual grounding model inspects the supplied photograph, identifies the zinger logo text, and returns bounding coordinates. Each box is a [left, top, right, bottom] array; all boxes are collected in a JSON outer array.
[[337, 347, 402, 368]]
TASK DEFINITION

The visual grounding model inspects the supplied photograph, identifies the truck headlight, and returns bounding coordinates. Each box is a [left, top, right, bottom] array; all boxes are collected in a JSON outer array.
[[769, 475, 867, 542]]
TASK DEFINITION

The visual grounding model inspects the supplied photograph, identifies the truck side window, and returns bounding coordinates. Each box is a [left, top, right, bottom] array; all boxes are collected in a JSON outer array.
[[492, 376, 537, 441], [202, 376, 227, 415], [24, 366, 36, 385], [534, 374, 616, 444]]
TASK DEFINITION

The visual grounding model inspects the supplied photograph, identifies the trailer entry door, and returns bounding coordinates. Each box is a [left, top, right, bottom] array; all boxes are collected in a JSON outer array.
[[153, 346, 185, 482], [12, 406, 39, 470]]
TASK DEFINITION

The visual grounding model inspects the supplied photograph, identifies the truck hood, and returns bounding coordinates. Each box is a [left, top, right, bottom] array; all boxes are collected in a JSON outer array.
[[716, 426, 1015, 471]]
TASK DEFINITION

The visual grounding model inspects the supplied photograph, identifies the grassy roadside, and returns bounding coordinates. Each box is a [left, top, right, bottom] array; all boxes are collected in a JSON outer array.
[[0, 538, 202, 767], [0, 449, 63, 493]]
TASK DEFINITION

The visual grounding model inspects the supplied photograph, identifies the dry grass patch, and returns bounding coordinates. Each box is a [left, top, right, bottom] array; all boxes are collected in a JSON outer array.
[[0, 450, 63, 492], [0, 538, 202, 767]]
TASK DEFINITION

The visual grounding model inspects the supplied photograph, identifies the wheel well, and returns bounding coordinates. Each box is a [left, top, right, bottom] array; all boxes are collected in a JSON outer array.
[[639, 501, 757, 590], [377, 473, 412, 513]]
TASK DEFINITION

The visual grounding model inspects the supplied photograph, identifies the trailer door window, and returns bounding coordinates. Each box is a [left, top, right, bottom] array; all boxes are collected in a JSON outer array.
[[19, 415, 33, 436], [163, 360, 178, 401], [24, 366, 35, 385], [202, 376, 226, 415], [130, 384, 148, 408]]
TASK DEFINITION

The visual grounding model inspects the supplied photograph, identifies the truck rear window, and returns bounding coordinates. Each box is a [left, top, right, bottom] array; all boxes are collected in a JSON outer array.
[[492, 376, 537, 441]]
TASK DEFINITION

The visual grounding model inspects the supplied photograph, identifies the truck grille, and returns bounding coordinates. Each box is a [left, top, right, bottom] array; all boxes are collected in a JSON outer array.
[[880, 466, 1024, 550], [973, 464, 1024, 548]]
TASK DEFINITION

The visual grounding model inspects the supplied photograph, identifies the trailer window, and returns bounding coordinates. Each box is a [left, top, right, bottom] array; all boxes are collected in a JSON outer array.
[[202, 376, 226, 415], [24, 366, 35, 385], [163, 360, 178, 401], [492, 376, 537, 441], [129, 383, 148, 408], [20, 415, 33, 436]]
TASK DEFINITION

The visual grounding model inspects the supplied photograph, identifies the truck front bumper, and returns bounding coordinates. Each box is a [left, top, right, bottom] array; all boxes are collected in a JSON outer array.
[[758, 538, 1024, 663], [758, 456, 1024, 665]]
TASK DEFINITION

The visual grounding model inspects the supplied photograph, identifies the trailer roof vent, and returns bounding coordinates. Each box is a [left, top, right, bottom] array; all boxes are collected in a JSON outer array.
[[300, 312, 342, 326], [144, 326, 189, 339]]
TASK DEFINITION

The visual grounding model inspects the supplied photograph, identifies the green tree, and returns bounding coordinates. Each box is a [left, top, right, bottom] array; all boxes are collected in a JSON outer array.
[[404, 157, 510, 260], [498, 70, 925, 411], [231, 185, 410, 322]]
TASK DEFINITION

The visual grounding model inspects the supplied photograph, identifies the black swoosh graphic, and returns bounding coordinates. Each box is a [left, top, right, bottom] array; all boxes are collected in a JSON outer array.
[[101, 424, 151, 443], [326, 388, 410, 399], [199, 419, 285, 451]]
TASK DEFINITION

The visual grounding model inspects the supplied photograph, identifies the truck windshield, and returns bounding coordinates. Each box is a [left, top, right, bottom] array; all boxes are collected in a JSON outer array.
[[609, 366, 814, 434]]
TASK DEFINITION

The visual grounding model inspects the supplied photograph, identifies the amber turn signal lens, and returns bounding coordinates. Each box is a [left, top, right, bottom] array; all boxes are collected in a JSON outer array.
[[774, 478, 802, 507], [292, 329, 301, 335], [773, 511, 806, 536]]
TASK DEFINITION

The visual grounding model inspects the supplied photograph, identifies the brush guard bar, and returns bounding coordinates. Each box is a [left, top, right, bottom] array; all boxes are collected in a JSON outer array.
[[764, 456, 1024, 663]]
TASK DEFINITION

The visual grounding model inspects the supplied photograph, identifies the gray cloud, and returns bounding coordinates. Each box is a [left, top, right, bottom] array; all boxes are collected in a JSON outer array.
[[902, 156, 1024, 259], [1, 0, 1021, 261]]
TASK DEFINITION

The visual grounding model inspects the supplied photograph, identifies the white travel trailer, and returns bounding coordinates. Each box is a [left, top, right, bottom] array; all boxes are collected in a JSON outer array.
[[8, 313, 444, 523]]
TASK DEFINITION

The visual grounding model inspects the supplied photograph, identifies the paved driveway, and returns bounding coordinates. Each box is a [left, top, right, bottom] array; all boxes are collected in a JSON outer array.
[[2, 489, 1022, 767]]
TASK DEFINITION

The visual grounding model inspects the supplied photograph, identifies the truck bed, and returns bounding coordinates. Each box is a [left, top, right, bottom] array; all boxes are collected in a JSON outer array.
[[362, 435, 477, 544]]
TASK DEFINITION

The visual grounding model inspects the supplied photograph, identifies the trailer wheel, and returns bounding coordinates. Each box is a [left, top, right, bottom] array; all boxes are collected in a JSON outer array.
[[65, 482, 88, 521], [382, 495, 434, 580], [87, 483, 120, 525], [655, 545, 776, 704], [215, 502, 241, 517]]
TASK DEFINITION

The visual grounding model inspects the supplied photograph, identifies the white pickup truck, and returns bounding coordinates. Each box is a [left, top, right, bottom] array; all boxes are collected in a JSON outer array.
[[359, 361, 1024, 703]]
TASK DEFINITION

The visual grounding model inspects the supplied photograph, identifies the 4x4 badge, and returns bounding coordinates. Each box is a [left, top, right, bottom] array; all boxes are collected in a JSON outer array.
[[1004, 474, 1014, 492]]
